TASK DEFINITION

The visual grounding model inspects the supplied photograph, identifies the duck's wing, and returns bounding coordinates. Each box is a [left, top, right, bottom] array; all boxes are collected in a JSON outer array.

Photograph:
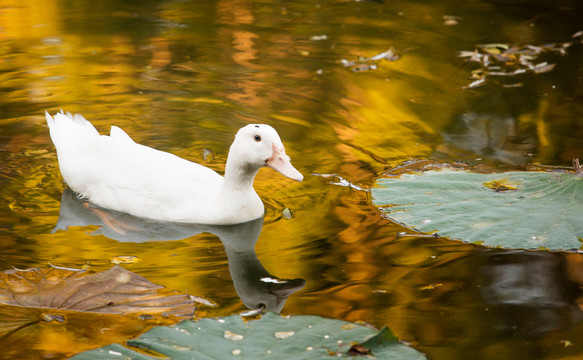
[[47, 112, 223, 221]]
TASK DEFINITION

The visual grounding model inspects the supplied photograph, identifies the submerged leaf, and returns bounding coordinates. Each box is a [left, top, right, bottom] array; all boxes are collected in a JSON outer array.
[[372, 170, 583, 250], [71, 313, 427, 359], [0, 265, 195, 316], [0, 265, 197, 358]]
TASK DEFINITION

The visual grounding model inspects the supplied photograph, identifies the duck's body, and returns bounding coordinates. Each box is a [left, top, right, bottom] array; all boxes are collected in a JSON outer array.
[[46, 111, 302, 225]]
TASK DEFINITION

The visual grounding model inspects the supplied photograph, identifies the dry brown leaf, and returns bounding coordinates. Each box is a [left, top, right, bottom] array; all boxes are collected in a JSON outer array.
[[0, 265, 198, 358], [0, 265, 195, 316]]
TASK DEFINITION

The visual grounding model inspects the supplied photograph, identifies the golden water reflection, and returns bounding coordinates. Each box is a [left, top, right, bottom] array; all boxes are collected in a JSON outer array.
[[1, 0, 583, 359]]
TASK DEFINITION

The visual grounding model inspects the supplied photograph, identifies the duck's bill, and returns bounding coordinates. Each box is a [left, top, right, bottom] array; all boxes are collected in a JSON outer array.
[[266, 145, 303, 182]]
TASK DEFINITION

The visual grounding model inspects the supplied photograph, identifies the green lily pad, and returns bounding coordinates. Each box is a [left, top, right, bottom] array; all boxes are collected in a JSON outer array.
[[372, 170, 583, 250], [71, 313, 426, 359]]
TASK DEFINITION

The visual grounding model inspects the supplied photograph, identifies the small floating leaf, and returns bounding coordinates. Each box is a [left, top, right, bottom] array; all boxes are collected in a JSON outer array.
[[282, 207, 294, 220], [370, 48, 400, 61], [478, 43, 509, 50], [532, 62, 556, 73], [463, 78, 486, 89], [341, 47, 400, 72], [347, 344, 372, 355], [457, 50, 479, 58], [459, 36, 572, 88], [482, 178, 519, 192]]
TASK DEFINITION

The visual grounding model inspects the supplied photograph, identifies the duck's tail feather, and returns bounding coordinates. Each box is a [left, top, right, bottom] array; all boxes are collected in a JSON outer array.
[[110, 125, 135, 143], [46, 110, 100, 146]]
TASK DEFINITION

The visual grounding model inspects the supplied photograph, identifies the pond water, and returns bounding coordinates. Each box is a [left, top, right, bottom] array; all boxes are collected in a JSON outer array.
[[1, 0, 583, 359]]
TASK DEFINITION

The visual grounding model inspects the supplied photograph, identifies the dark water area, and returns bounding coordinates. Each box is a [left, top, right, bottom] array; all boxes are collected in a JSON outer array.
[[0, 0, 582, 358]]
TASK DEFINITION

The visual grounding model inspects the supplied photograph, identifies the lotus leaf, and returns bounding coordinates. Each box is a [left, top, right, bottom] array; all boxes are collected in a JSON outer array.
[[71, 313, 426, 359], [372, 170, 583, 250]]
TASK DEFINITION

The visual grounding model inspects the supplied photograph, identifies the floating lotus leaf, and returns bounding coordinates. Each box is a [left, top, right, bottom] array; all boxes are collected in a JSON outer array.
[[372, 170, 583, 250], [71, 313, 426, 359], [0, 265, 197, 358]]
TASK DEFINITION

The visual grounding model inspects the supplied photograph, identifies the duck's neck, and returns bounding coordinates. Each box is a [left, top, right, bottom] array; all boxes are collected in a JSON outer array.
[[222, 158, 260, 192]]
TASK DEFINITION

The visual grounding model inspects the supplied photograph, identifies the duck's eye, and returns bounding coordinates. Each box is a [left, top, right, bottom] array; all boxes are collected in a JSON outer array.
[[254, 135, 262, 142]]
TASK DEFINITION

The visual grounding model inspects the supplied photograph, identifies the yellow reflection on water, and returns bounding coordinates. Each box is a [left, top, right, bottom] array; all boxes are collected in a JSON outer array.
[[1, 0, 583, 359]]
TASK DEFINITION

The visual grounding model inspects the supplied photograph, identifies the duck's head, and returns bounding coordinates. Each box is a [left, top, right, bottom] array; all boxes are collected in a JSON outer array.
[[230, 124, 303, 182]]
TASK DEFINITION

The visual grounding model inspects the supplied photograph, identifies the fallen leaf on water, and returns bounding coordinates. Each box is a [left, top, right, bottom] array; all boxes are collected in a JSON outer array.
[[502, 82, 523, 88], [282, 207, 294, 220], [351, 63, 377, 72], [188, 294, 217, 307], [458, 34, 578, 88], [482, 178, 519, 192], [463, 78, 486, 89], [340, 47, 401, 72], [369, 48, 400, 62], [347, 344, 372, 355], [346, 327, 401, 357], [532, 62, 556, 74], [0, 265, 198, 358], [479, 43, 508, 54]]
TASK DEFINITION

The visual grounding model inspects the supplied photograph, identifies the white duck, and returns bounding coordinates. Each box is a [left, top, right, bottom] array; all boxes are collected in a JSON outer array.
[[46, 111, 303, 225]]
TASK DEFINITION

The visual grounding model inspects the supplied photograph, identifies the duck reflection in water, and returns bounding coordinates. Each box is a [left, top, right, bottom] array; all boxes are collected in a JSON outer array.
[[53, 189, 305, 314]]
